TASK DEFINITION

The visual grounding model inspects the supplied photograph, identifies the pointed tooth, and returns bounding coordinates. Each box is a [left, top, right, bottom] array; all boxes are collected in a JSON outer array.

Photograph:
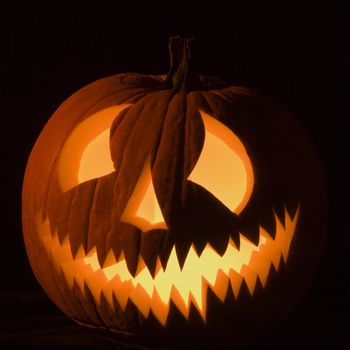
[[103, 249, 118, 268], [98, 291, 121, 328], [140, 229, 165, 278], [48, 219, 58, 241], [124, 300, 144, 328], [193, 239, 208, 256], [201, 221, 233, 256], [240, 265, 258, 295], [74, 244, 87, 260], [124, 242, 140, 278], [230, 232, 240, 250], [69, 233, 87, 261], [259, 208, 276, 240], [244, 225, 260, 246], [49, 209, 66, 245], [158, 243, 173, 271], [274, 205, 285, 229], [240, 214, 260, 245], [188, 297, 206, 325], [47, 180, 74, 244], [109, 226, 140, 276], [95, 246, 108, 269], [228, 269, 243, 300], [68, 279, 91, 322], [286, 201, 299, 221], [108, 222, 141, 277], [86, 174, 116, 261], [175, 240, 193, 270], [111, 293, 128, 329], [83, 282, 105, 325], [57, 228, 67, 246], [112, 243, 123, 266], [208, 233, 230, 256], [141, 254, 157, 278], [67, 181, 98, 259]]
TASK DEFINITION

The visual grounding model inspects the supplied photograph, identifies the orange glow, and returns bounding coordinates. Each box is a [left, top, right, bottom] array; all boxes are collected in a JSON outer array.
[[38, 206, 299, 326], [78, 129, 113, 184], [188, 111, 254, 214], [121, 158, 167, 232], [58, 104, 131, 191]]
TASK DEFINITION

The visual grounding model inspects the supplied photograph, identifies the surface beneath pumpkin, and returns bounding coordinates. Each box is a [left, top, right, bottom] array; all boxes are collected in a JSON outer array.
[[0, 291, 344, 349], [0, 293, 159, 349]]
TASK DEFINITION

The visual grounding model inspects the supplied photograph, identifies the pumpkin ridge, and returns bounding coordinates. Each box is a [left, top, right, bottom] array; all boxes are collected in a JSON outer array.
[[71, 84, 149, 125], [59, 190, 74, 245], [88, 173, 117, 264], [109, 107, 132, 146], [151, 93, 190, 269], [85, 179, 99, 256], [47, 256, 74, 318], [83, 282, 107, 326], [48, 180, 74, 245], [68, 180, 99, 258], [138, 92, 179, 275], [152, 93, 187, 215], [135, 92, 180, 275], [110, 92, 161, 204], [149, 92, 177, 169], [106, 91, 174, 275], [119, 73, 165, 89], [55, 267, 79, 319], [109, 91, 170, 178], [73, 280, 96, 324]]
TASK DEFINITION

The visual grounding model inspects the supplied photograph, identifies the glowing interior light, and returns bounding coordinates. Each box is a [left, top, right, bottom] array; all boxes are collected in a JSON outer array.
[[58, 104, 131, 192], [135, 175, 165, 227], [39, 206, 299, 327], [121, 158, 167, 231], [188, 111, 254, 214], [78, 129, 114, 184]]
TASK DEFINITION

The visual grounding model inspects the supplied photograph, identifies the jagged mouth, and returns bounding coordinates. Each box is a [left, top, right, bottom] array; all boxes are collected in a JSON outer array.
[[38, 206, 299, 326]]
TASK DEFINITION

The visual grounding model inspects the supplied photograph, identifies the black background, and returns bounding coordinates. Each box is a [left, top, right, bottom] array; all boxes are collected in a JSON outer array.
[[1, 2, 349, 349]]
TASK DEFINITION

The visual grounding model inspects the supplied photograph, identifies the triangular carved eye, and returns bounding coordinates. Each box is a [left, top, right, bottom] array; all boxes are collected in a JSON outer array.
[[121, 157, 167, 232], [188, 111, 254, 214]]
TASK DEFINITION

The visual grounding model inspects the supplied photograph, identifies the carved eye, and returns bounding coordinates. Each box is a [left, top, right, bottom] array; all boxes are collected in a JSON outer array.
[[58, 105, 130, 192], [188, 111, 254, 214], [78, 128, 113, 184]]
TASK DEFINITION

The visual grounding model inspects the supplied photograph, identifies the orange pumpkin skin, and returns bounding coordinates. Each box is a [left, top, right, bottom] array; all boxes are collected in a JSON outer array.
[[22, 38, 326, 347]]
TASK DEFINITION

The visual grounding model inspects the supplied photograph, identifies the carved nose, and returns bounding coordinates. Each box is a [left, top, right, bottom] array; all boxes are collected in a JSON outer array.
[[121, 158, 167, 232]]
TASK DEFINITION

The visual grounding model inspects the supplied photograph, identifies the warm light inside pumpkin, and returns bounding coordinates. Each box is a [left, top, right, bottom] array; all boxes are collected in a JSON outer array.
[[121, 157, 167, 231], [59, 108, 253, 216], [78, 129, 112, 184], [188, 112, 254, 214], [39, 206, 299, 326], [58, 104, 131, 191]]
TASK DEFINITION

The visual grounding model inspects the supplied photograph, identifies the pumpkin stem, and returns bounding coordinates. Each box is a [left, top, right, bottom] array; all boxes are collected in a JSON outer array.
[[163, 36, 202, 92]]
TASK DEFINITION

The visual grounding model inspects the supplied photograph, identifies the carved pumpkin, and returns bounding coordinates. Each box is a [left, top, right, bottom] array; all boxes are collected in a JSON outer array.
[[22, 37, 326, 347]]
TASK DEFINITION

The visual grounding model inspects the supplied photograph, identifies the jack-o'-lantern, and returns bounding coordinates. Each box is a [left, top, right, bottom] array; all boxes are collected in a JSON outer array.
[[22, 37, 326, 347]]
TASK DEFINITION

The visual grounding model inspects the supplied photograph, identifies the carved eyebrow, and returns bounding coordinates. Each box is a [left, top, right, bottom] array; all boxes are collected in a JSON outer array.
[[187, 111, 254, 214]]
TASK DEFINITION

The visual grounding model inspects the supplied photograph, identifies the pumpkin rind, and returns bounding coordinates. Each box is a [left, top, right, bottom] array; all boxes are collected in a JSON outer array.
[[23, 39, 326, 346]]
